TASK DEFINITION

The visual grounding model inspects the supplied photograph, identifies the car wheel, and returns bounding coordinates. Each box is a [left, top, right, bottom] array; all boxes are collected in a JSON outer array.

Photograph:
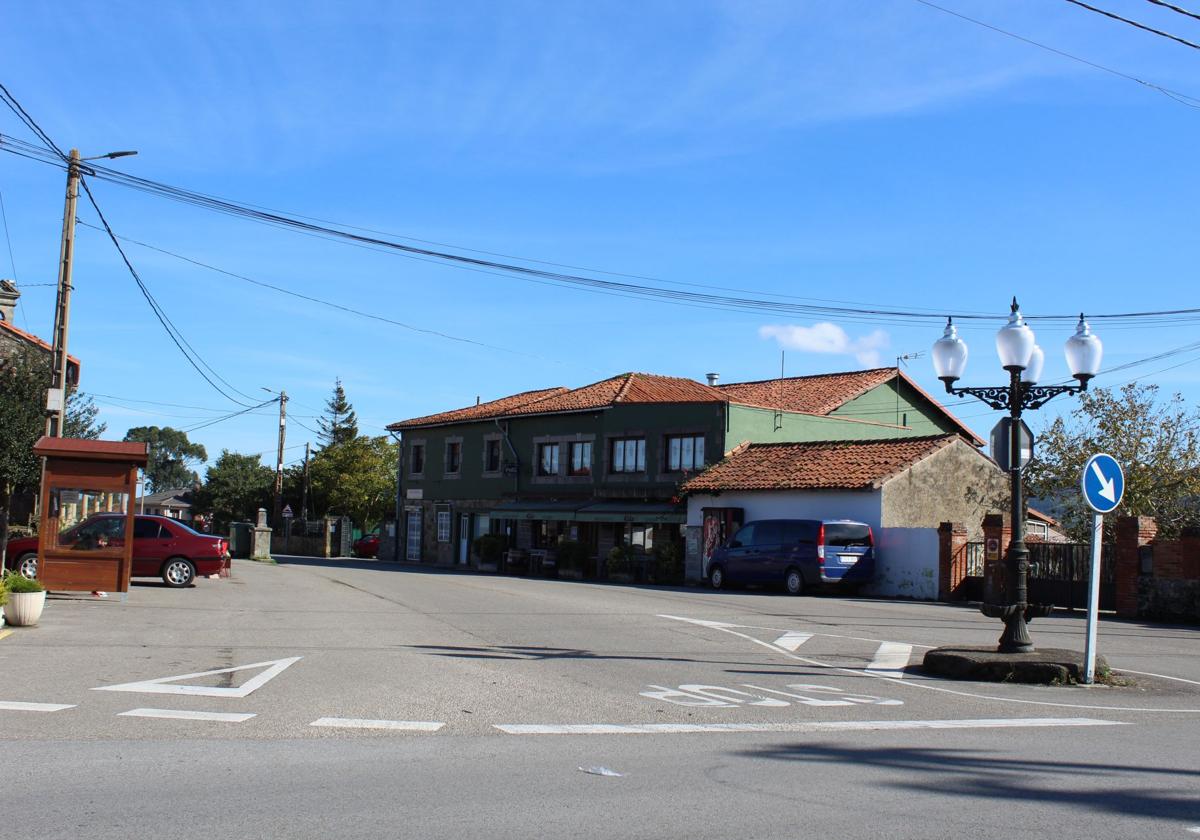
[[162, 558, 196, 588], [785, 568, 804, 596], [15, 552, 37, 580], [709, 564, 726, 590]]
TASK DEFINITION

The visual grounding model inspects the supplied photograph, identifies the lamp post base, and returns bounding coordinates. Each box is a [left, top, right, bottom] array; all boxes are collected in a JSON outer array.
[[980, 602, 1055, 654]]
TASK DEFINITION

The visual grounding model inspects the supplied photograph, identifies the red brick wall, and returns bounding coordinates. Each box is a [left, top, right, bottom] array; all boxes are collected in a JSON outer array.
[[938, 521, 969, 600]]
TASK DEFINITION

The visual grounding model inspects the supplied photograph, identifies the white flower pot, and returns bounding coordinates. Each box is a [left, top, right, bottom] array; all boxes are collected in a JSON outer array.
[[4, 591, 46, 627]]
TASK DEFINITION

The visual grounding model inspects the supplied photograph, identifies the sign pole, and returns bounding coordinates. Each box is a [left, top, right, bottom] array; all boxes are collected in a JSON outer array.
[[1083, 511, 1103, 684]]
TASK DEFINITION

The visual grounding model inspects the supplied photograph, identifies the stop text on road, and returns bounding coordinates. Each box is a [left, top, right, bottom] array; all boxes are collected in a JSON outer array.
[[1081, 453, 1124, 514]]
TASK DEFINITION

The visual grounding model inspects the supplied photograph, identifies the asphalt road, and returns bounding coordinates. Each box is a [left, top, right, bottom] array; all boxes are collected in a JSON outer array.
[[2, 557, 1198, 839]]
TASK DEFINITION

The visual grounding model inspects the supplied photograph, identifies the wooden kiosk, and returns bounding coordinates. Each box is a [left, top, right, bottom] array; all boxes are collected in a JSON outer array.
[[33, 437, 149, 593]]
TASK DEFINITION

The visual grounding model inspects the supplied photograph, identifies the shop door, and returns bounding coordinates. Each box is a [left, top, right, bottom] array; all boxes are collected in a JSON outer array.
[[459, 513, 471, 564]]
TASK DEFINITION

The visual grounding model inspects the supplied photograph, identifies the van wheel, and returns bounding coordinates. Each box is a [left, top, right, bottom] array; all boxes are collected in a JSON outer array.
[[785, 568, 804, 596], [709, 565, 726, 591]]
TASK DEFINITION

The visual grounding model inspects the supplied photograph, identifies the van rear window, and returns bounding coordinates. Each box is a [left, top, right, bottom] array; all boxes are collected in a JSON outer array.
[[824, 523, 871, 547]]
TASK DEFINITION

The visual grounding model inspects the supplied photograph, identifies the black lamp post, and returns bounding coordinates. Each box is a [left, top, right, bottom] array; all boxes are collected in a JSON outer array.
[[932, 298, 1103, 653]]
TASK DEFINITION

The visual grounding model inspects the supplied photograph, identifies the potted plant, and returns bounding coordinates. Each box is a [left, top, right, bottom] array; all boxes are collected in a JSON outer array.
[[555, 540, 589, 581], [473, 534, 508, 573], [607, 545, 634, 583], [3, 571, 46, 627]]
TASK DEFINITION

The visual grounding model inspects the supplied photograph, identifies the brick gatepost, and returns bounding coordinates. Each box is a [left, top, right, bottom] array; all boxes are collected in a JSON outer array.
[[937, 521, 969, 600], [981, 513, 1012, 604], [1115, 515, 1157, 618]]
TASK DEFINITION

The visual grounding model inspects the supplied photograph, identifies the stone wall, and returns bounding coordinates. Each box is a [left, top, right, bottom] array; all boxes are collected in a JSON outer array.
[[880, 439, 1007, 539]]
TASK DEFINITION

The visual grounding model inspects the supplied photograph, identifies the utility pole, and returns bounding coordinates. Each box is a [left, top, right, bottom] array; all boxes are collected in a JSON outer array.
[[44, 147, 137, 437], [273, 391, 288, 529], [45, 149, 81, 437], [300, 441, 310, 521]]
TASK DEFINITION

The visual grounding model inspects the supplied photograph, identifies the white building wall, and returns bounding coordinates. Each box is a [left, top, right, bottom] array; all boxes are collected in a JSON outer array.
[[865, 527, 940, 600], [686, 490, 882, 530]]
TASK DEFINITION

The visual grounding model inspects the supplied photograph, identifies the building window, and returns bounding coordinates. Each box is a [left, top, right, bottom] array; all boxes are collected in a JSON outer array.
[[436, 506, 451, 542], [611, 438, 645, 473], [410, 444, 425, 475], [406, 509, 422, 560], [485, 439, 502, 472], [622, 523, 654, 552], [537, 443, 560, 476], [568, 441, 592, 476], [666, 434, 705, 472], [445, 442, 461, 474]]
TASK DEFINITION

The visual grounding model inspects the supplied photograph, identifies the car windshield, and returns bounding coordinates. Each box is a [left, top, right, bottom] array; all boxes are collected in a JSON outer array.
[[824, 523, 871, 547]]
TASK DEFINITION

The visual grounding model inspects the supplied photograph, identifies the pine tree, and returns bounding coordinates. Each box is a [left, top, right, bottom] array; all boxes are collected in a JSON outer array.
[[317, 378, 358, 449]]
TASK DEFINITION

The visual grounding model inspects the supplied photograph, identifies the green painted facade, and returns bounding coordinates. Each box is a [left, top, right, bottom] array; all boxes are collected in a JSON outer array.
[[829, 378, 964, 438]]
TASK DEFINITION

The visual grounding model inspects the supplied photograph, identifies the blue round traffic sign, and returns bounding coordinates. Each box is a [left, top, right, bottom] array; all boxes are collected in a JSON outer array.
[[1081, 453, 1124, 514]]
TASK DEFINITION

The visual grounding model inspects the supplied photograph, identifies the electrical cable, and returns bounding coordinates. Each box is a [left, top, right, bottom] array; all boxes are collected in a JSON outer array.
[[182, 397, 279, 433], [912, 0, 1200, 108], [1146, 0, 1200, 22], [0, 184, 28, 330], [77, 178, 260, 407], [1062, 0, 1200, 50]]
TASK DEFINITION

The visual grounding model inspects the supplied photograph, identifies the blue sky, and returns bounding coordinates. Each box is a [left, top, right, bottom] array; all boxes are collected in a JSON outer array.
[[2, 0, 1198, 471]]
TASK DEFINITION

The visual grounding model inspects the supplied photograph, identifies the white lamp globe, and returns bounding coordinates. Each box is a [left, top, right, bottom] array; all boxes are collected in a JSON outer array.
[[931, 318, 968, 385], [1021, 345, 1045, 385], [995, 298, 1036, 371], [1065, 314, 1102, 381]]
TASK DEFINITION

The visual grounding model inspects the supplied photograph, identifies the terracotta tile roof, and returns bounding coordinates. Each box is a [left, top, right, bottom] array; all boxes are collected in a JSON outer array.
[[0, 320, 82, 371], [680, 435, 959, 493], [716, 368, 896, 415], [388, 387, 569, 430], [505, 372, 726, 417]]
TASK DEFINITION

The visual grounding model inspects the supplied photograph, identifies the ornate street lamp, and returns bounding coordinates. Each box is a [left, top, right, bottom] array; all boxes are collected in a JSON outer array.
[[932, 298, 1102, 653]]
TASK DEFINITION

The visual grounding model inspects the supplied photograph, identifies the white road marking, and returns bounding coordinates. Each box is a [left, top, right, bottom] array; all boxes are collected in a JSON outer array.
[[867, 642, 913, 678], [658, 614, 1200, 714], [495, 718, 1125, 735], [310, 718, 444, 731], [93, 657, 301, 698], [0, 701, 76, 712], [772, 631, 814, 652], [658, 614, 744, 630], [118, 708, 256, 723]]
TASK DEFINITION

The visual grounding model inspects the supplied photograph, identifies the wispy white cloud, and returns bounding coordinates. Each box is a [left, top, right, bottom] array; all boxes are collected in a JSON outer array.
[[759, 322, 890, 367]]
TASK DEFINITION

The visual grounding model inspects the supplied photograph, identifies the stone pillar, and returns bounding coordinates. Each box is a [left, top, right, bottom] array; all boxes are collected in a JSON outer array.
[[251, 507, 273, 562], [1115, 515, 1157, 618], [937, 521, 969, 601]]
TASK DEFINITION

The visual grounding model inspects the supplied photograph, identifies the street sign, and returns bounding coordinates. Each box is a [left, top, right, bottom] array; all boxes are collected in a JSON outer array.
[[990, 418, 1034, 471], [1081, 453, 1124, 514], [282, 504, 294, 518]]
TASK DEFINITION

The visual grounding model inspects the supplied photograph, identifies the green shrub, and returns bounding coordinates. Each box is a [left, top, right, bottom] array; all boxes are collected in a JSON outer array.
[[473, 534, 508, 564], [607, 545, 632, 575], [555, 540, 589, 572], [652, 541, 684, 584], [4, 571, 44, 593], [0, 577, 7, 608]]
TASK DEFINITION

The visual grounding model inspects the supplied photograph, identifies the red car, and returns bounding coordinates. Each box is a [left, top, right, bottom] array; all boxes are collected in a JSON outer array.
[[3, 513, 229, 588], [352, 532, 380, 558]]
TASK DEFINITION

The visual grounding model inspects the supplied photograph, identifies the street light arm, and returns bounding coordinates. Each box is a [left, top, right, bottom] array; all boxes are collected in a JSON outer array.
[[947, 381, 1088, 412]]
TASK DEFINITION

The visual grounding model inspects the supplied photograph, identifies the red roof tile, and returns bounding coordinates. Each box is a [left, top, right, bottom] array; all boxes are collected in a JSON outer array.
[[388, 387, 569, 430], [716, 368, 896, 415], [0, 320, 82, 370], [505, 372, 726, 417], [680, 435, 960, 493]]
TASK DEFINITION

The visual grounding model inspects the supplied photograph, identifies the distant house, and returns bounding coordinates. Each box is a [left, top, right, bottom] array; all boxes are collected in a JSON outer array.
[[136, 488, 195, 522], [0, 279, 80, 382]]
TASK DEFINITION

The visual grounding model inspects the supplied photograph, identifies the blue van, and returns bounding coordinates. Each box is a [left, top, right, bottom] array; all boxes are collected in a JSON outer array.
[[706, 519, 875, 595]]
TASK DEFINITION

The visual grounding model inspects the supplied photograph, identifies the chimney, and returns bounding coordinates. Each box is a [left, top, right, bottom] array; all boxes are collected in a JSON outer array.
[[705, 372, 719, 386], [0, 279, 18, 324], [476, 396, 481, 405]]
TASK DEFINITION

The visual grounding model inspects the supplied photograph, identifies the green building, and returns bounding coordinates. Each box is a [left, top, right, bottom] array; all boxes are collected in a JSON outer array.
[[385, 368, 979, 579]]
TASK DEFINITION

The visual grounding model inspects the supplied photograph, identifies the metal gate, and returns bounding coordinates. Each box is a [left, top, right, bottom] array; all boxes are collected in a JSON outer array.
[[956, 541, 1115, 611]]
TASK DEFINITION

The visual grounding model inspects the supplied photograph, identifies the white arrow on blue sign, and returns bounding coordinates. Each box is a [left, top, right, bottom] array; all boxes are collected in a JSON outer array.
[[1081, 453, 1124, 513]]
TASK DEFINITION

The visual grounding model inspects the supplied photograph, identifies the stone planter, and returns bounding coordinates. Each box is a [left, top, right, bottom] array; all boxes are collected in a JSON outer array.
[[4, 590, 46, 627], [557, 567, 583, 581]]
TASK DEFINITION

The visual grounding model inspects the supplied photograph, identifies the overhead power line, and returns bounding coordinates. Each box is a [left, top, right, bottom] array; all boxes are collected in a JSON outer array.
[[1146, 0, 1200, 22], [78, 178, 260, 407], [182, 397, 279, 433], [3, 135, 1198, 328], [912, 0, 1200, 109], [1062, 0, 1200, 50]]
